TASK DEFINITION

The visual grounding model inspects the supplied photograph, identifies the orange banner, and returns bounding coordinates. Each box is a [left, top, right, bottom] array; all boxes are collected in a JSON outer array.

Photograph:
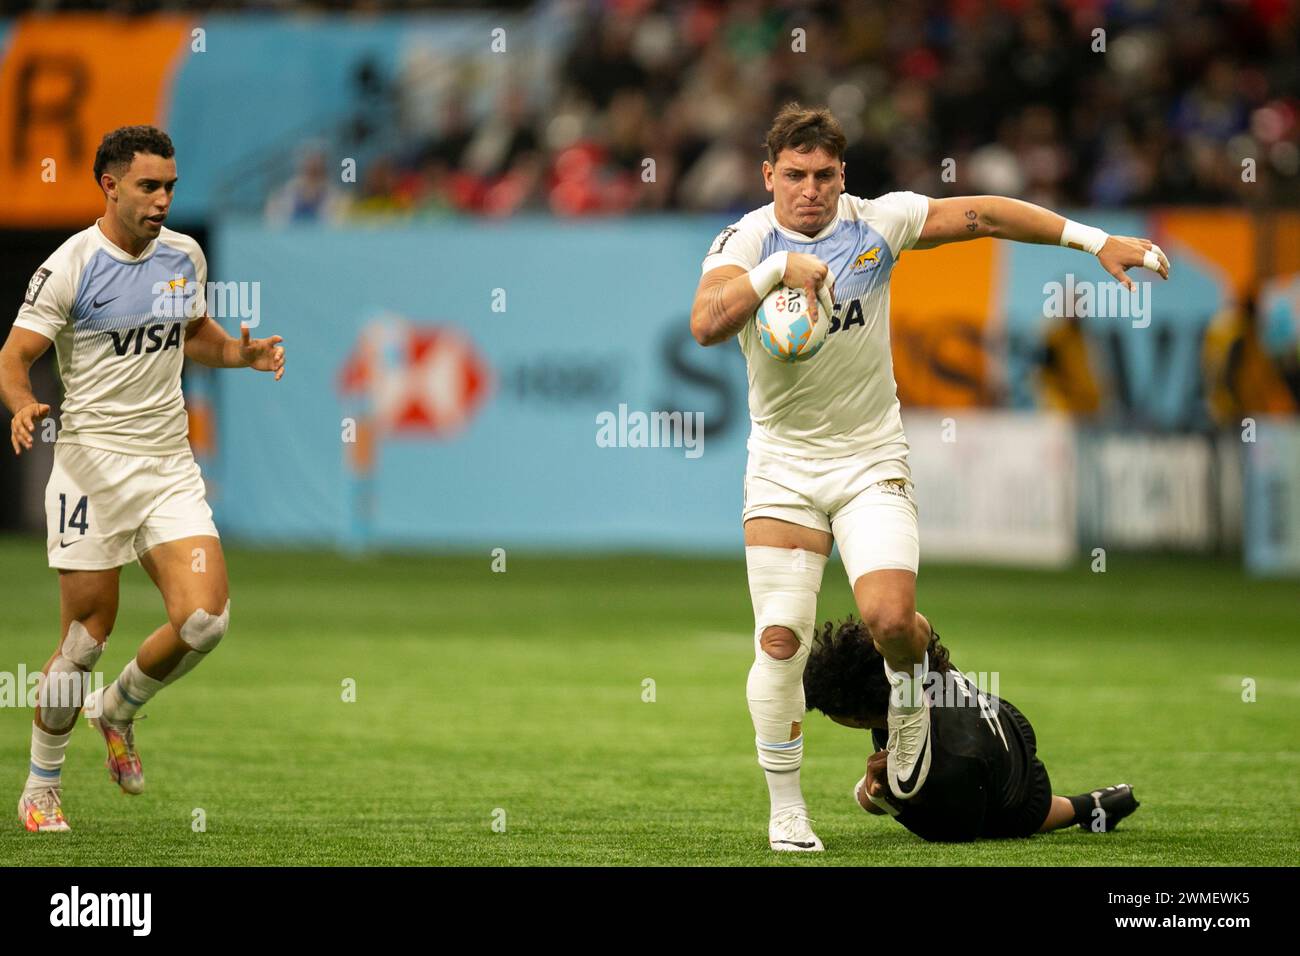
[[890, 239, 1000, 407], [0, 15, 192, 227]]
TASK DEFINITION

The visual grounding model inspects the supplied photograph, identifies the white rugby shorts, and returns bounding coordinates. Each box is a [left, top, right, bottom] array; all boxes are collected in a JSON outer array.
[[742, 439, 919, 580], [45, 442, 218, 571]]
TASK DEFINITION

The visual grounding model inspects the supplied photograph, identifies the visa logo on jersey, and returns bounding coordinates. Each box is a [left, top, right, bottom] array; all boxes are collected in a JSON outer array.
[[107, 323, 183, 356], [826, 299, 868, 335]]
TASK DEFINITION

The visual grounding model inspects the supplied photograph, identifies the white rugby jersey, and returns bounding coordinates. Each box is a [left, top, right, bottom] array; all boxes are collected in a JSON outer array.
[[14, 221, 207, 456], [701, 191, 930, 458]]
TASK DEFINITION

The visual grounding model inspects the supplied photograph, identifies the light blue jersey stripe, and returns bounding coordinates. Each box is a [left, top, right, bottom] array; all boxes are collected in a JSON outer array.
[[71, 245, 199, 332], [759, 219, 897, 308]]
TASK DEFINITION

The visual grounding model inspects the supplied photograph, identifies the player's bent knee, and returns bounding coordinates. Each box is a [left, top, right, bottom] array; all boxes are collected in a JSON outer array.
[[759, 625, 800, 661], [179, 599, 230, 653], [161, 600, 230, 688], [747, 546, 827, 651], [66, 608, 115, 642], [864, 608, 914, 647], [59, 620, 106, 668]]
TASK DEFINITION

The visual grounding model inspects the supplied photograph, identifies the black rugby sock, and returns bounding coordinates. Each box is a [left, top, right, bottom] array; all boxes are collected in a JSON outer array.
[[1068, 792, 1093, 826]]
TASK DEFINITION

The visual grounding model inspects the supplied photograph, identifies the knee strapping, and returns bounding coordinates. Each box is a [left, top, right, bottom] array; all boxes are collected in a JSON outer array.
[[164, 600, 229, 687], [747, 546, 827, 650], [746, 547, 826, 768], [59, 620, 104, 668], [39, 621, 104, 732], [179, 600, 230, 653]]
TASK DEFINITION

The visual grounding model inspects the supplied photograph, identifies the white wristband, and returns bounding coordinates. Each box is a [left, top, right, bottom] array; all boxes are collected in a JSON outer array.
[[1060, 219, 1108, 256], [748, 251, 788, 298]]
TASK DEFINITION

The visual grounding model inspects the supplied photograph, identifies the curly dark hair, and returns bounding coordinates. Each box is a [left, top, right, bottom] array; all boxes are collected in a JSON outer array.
[[803, 616, 952, 721], [765, 102, 847, 167], [93, 125, 175, 189]]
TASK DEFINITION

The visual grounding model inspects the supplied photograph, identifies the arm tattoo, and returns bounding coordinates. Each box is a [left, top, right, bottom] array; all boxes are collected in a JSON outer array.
[[706, 282, 728, 335], [964, 208, 978, 233]]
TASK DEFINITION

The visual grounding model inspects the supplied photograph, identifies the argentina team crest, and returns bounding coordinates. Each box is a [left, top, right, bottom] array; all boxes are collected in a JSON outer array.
[[850, 246, 882, 273]]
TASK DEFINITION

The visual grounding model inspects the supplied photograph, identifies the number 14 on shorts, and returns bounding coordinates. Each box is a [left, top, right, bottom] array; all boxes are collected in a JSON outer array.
[[58, 493, 89, 536]]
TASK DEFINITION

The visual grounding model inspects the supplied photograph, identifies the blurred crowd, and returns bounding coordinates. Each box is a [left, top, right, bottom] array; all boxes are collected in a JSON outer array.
[[15, 1, 1295, 218], [6, 2, 533, 12], [274, 0, 1300, 221]]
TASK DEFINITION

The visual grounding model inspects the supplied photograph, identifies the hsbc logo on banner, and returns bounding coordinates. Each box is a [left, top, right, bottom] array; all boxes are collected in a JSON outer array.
[[338, 315, 492, 439], [336, 314, 493, 547]]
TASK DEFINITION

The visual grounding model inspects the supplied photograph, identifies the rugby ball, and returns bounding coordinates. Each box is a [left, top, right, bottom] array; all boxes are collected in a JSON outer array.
[[754, 283, 834, 363]]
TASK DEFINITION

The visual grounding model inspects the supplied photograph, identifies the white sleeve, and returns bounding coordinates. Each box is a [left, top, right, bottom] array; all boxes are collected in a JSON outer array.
[[701, 213, 766, 275], [13, 257, 74, 342], [867, 191, 931, 255]]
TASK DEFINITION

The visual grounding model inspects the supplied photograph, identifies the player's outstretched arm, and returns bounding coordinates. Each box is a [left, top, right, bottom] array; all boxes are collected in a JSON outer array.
[[914, 196, 1170, 291], [0, 326, 53, 456], [184, 316, 285, 380]]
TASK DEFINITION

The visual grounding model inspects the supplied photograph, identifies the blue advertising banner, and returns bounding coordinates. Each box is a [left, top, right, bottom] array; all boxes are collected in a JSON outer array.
[[208, 217, 1293, 558], [210, 217, 751, 551]]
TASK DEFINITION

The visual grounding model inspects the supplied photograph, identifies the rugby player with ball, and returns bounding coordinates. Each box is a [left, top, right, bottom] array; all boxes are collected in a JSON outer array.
[[689, 103, 1168, 852]]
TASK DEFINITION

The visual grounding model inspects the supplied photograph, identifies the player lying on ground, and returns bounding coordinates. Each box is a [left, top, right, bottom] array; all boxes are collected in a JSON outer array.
[[1, 125, 285, 832], [803, 617, 1139, 842], [689, 103, 1168, 851]]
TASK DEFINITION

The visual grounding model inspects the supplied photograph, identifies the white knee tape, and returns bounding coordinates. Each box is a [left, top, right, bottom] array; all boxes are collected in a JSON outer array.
[[164, 600, 229, 687], [179, 600, 230, 653], [59, 620, 105, 668], [745, 547, 826, 771], [748, 646, 810, 772], [39, 621, 104, 731], [747, 546, 826, 651]]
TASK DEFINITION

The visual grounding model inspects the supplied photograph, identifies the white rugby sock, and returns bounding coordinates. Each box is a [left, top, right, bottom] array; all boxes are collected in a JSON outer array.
[[765, 761, 806, 815], [24, 724, 70, 795], [102, 659, 165, 724]]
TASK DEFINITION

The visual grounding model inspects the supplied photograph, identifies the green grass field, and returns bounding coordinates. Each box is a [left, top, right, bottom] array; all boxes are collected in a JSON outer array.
[[0, 535, 1296, 866]]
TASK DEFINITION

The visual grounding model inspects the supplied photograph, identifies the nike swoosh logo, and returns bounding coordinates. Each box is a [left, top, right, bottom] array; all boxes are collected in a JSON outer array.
[[93, 295, 119, 309], [57, 537, 83, 548], [892, 735, 930, 795]]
